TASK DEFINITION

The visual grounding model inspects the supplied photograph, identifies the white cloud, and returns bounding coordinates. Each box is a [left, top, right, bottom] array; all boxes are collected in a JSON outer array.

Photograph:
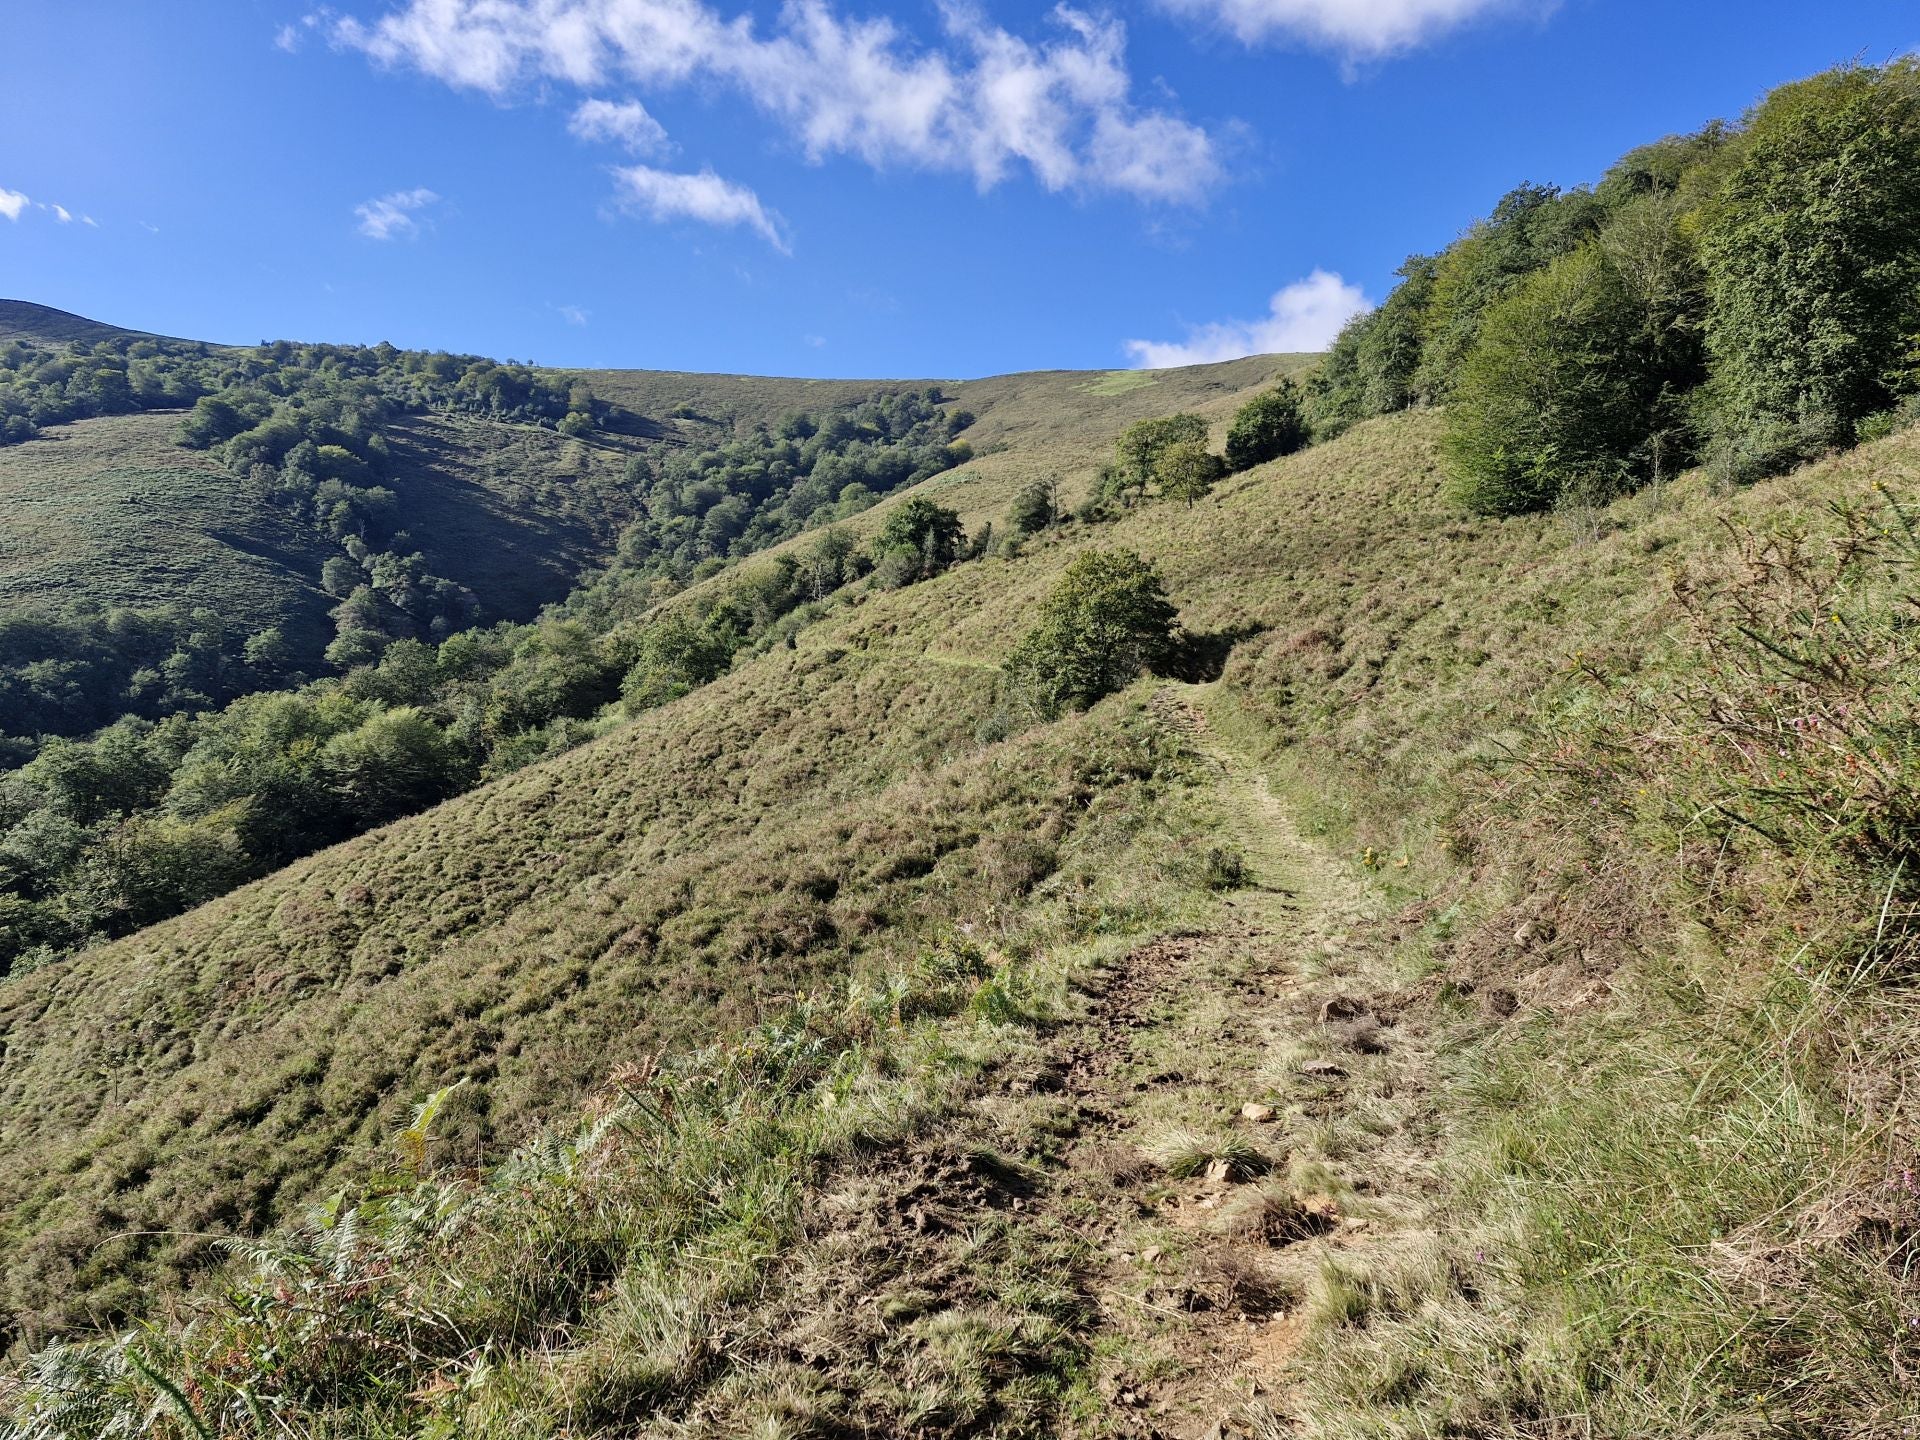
[[354, 186, 440, 239], [1159, 0, 1524, 57], [569, 97, 670, 154], [1123, 269, 1369, 368], [276, 12, 327, 52], [333, 0, 1219, 203], [558, 303, 590, 325], [613, 164, 789, 252], [0, 188, 26, 221], [49, 203, 72, 223]]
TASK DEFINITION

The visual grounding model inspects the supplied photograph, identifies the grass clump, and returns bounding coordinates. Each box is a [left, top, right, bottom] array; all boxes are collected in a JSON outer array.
[[1146, 1127, 1271, 1181]]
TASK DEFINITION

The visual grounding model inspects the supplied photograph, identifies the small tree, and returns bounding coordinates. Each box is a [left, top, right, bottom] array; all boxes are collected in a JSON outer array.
[[1224, 381, 1309, 471], [797, 526, 859, 600], [620, 612, 736, 713], [1114, 413, 1208, 503], [1007, 478, 1059, 537], [1154, 440, 1225, 506], [1005, 550, 1179, 718], [869, 497, 964, 587]]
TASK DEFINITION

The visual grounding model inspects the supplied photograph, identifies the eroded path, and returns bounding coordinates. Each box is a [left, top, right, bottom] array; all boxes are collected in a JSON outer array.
[[680, 685, 1448, 1438], [1042, 684, 1445, 1437]]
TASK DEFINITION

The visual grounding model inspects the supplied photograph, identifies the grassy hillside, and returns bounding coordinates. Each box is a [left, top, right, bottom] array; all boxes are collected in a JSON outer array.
[[0, 301, 170, 348], [8, 59, 1920, 1435], [5, 370, 1918, 1432], [0, 349, 1305, 1340], [0, 413, 336, 655]]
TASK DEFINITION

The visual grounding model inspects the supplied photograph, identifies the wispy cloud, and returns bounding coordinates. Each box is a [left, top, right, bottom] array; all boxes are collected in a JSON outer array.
[[613, 164, 789, 253], [333, 0, 1219, 204], [557, 303, 590, 325], [1124, 269, 1369, 367], [0, 189, 99, 227], [569, 97, 670, 155], [276, 11, 328, 52], [354, 186, 440, 239], [1157, 0, 1532, 57]]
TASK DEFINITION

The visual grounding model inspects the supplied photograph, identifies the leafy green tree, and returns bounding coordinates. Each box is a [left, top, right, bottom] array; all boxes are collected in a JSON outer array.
[[1114, 414, 1208, 503], [797, 526, 859, 600], [70, 808, 250, 934], [1443, 246, 1653, 515], [321, 707, 464, 823], [1154, 440, 1226, 506], [1700, 61, 1920, 465], [869, 497, 964, 587], [24, 724, 170, 826], [1004, 550, 1179, 717], [242, 627, 295, 681], [1224, 382, 1309, 472], [1416, 183, 1606, 404], [1597, 190, 1712, 482], [620, 613, 737, 713], [1007, 478, 1060, 537], [322, 555, 363, 598]]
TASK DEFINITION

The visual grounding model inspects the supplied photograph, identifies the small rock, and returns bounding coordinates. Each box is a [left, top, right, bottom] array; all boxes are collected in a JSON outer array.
[[1299, 1059, 1347, 1078], [1140, 1245, 1163, 1264], [1203, 1158, 1236, 1185], [1239, 1102, 1276, 1123]]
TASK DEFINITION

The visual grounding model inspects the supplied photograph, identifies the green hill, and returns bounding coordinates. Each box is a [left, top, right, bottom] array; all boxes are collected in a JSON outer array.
[[0, 301, 174, 348], [4, 57, 1920, 1440]]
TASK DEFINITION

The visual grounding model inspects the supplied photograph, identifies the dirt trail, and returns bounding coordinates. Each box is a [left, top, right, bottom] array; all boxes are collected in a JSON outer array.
[[1043, 683, 1441, 1437]]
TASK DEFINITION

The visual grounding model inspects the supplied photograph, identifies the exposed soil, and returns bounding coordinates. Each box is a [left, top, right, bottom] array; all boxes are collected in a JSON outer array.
[[690, 682, 1446, 1437]]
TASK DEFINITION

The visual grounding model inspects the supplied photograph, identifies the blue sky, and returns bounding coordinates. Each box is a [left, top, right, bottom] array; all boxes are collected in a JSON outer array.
[[1, 1, 1912, 377]]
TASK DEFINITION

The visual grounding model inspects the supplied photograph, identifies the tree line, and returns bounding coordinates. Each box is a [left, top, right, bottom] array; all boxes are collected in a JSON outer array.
[[1307, 61, 1920, 513]]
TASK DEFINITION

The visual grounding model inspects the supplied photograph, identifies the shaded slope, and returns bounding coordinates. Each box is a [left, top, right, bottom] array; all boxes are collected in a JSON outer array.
[[0, 413, 335, 652], [0, 300, 175, 347]]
